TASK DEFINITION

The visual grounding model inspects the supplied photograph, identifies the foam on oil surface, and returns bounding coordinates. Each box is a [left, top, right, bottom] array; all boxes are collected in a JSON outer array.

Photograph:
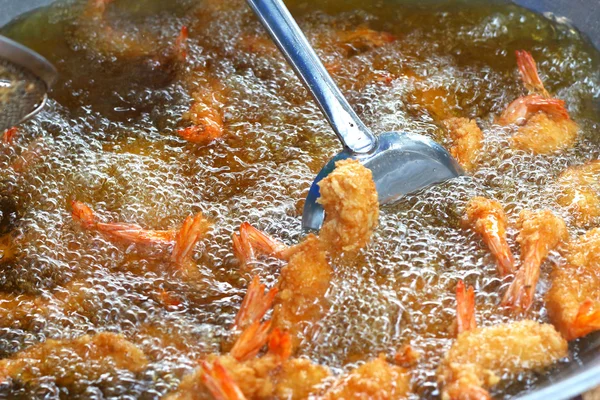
[[0, 0, 599, 398]]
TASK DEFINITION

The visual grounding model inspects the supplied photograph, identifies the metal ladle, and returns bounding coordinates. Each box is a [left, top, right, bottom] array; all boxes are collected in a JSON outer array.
[[247, 0, 464, 232]]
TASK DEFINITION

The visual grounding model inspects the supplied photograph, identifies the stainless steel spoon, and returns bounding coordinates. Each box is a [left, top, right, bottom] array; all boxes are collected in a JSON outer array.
[[246, 0, 464, 232]]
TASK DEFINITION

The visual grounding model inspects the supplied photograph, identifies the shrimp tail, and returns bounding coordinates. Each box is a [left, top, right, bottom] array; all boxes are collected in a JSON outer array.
[[528, 97, 569, 121], [2, 127, 18, 144], [267, 328, 292, 361], [200, 360, 247, 400], [516, 50, 550, 98], [456, 280, 476, 334], [232, 222, 289, 265], [171, 212, 212, 265], [568, 299, 600, 340], [502, 251, 540, 311], [71, 200, 98, 229], [484, 232, 516, 277], [233, 275, 278, 330], [229, 319, 272, 361], [173, 26, 188, 63]]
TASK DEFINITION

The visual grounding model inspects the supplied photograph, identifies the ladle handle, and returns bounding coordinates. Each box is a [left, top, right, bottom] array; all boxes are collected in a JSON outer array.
[[246, 0, 377, 154]]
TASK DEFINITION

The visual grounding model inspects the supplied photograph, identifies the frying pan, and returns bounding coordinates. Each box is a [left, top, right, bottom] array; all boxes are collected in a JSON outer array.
[[0, 0, 598, 399]]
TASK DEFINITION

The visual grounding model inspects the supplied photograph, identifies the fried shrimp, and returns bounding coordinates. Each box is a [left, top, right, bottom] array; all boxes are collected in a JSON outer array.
[[442, 118, 484, 172], [233, 275, 278, 331], [547, 228, 600, 340], [337, 26, 395, 55], [438, 283, 568, 400], [178, 80, 227, 145], [498, 50, 578, 154], [322, 354, 411, 400], [502, 209, 568, 311], [71, 201, 211, 270], [272, 235, 332, 349], [463, 197, 515, 277], [556, 160, 600, 226], [317, 159, 379, 258], [455, 280, 476, 334], [165, 329, 330, 400], [0, 332, 148, 386]]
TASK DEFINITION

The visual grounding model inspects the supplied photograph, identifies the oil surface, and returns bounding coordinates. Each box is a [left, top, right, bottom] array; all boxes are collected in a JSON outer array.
[[0, 0, 599, 398]]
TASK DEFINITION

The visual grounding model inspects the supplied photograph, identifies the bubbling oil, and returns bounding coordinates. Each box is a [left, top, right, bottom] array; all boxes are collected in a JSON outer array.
[[0, 0, 599, 398]]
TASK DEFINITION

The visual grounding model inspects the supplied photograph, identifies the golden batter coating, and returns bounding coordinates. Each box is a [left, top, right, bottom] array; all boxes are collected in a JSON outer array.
[[0, 332, 148, 386], [438, 320, 568, 400], [317, 159, 379, 258], [322, 354, 411, 400], [503, 209, 568, 311], [443, 118, 484, 172], [547, 228, 600, 340], [273, 234, 332, 349], [511, 112, 578, 155], [499, 50, 579, 154], [463, 197, 515, 277], [557, 160, 600, 226]]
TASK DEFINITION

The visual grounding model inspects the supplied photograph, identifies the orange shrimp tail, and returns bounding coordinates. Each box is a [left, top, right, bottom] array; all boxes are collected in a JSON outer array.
[[567, 299, 600, 340], [232, 222, 288, 265], [200, 360, 247, 400], [95, 223, 176, 244], [174, 26, 188, 63], [483, 231, 515, 277], [233, 275, 278, 330], [171, 212, 212, 265], [267, 328, 292, 361], [516, 50, 549, 97], [229, 319, 272, 361], [71, 200, 98, 229], [393, 343, 420, 368], [456, 280, 476, 334], [527, 97, 569, 120], [2, 127, 18, 144]]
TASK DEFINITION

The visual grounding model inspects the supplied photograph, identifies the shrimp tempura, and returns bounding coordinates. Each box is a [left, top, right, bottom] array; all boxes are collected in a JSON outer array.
[[556, 160, 600, 226], [547, 228, 600, 340], [0, 332, 148, 386], [317, 159, 379, 258], [322, 354, 411, 399], [499, 50, 578, 154], [502, 209, 568, 311], [442, 118, 484, 172], [463, 197, 515, 277], [439, 282, 568, 399]]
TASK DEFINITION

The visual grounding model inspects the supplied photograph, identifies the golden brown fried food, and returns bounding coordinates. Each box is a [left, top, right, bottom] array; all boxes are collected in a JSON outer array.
[[463, 197, 515, 277], [0, 332, 148, 386], [165, 330, 330, 400], [438, 320, 567, 400], [178, 80, 228, 145], [547, 228, 600, 340], [442, 118, 484, 172], [317, 159, 379, 258], [337, 26, 395, 54], [273, 234, 332, 350], [503, 209, 568, 311], [556, 160, 600, 226], [499, 50, 578, 154], [322, 354, 411, 400]]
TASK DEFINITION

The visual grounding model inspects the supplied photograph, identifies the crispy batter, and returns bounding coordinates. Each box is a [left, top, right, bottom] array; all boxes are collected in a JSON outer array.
[[337, 27, 395, 54], [273, 234, 332, 349], [438, 320, 568, 400], [317, 159, 379, 258], [463, 197, 515, 276], [0, 332, 148, 386], [322, 354, 411, 400], [557, 160, 600, 226], [443, 118, 484, 172], [503, 209, 568, 311], [166, 354, 329, 400], [178, 80, 227, 145], [511, 112, 578, 154], [547, 228, 600, 340]]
